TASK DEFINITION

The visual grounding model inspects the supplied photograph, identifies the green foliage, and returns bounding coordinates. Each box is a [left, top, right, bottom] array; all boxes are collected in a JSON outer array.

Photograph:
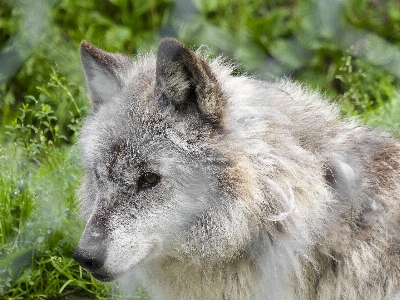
[[177, 0, 400, 105], [53, 0, 173, 52], [345, 0, 400, 45], [179, 0, 296, 73], [336, 54, 397, 115], [5, 67, 87, 160], [0, 0, 173, 133], [0, 144, 86, 298], [361, 93, 400, 134]]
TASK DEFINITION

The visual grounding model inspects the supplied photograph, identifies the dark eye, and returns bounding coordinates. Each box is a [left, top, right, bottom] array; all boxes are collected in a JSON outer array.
[[138, 172, 160, 190]]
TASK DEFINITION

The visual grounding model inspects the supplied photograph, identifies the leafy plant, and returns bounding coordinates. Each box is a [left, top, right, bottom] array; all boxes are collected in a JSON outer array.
[[5, 67, 87, 160], [0, 0, 173, 137], [336, 54, 397, 116], [344, 0, 400, 45]]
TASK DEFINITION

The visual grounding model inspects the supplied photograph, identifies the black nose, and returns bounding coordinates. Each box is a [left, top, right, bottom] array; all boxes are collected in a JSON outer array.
[[72, 245, 107, 271]]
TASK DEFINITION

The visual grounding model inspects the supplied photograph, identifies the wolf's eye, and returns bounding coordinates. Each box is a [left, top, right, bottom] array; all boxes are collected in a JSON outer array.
[[138, 172, 160, 189]]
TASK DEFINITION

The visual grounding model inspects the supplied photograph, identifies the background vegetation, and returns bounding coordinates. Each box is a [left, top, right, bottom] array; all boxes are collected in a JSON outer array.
[[1, 0, 400, 298]]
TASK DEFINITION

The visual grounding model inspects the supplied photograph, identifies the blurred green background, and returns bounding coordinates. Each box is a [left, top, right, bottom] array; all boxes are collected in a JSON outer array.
[[1, 0, 400, 299]]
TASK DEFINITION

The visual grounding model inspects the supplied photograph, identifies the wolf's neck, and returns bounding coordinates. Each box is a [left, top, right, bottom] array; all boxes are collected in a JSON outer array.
[[138, 254, 259, 300]]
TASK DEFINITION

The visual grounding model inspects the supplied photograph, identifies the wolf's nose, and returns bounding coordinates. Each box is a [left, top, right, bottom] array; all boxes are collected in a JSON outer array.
[[72, 245, 107, 271]]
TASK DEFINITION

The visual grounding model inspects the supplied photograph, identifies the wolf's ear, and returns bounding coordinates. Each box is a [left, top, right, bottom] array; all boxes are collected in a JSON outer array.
[[80, 41, 129, 111], [156, 38, 222, 123]]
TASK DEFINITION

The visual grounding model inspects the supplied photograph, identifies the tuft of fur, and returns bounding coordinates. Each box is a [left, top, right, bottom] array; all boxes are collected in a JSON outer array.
[[73, 38, 400, 299]]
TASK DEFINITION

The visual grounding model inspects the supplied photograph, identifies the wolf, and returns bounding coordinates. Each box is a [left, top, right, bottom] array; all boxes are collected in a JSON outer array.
[[72, 38, 400, 300]]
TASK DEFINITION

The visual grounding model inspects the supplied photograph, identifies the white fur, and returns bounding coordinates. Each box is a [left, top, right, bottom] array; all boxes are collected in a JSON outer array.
[[75, 40, 400, 300]]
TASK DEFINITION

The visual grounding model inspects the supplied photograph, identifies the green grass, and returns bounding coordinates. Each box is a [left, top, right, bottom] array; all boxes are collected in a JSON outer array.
[[1, 0, 400, 299], [0, 144, 89, 298]]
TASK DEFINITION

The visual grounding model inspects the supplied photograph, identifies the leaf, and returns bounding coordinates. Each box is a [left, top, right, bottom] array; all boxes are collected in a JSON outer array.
[[24, 95, 37, 103], [105, 25, 132, 50], [39, 94, 47, 103], [269, 38, 310, 70]]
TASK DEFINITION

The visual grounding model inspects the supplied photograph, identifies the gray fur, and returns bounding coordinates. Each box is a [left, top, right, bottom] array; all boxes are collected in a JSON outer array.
[[73, 38, 400, 299]]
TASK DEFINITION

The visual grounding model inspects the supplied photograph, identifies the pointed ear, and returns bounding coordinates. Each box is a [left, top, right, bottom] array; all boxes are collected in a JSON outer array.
[[156, 38, 222, 123], [80, 40, 130, 111]]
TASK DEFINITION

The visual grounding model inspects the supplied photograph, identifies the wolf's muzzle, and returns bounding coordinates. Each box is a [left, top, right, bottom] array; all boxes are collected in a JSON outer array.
[[72, 244, 107, 271], [72, 221, 108, 272]]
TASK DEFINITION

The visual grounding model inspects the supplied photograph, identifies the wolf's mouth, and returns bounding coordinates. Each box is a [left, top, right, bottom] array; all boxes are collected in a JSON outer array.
[[91, 271, 121, 282], [89, 253, 152, 283], [80, 242, 158, 283]]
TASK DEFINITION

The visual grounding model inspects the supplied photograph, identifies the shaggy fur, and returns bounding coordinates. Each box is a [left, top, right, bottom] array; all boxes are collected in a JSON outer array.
[[73, 38, 400, 299]]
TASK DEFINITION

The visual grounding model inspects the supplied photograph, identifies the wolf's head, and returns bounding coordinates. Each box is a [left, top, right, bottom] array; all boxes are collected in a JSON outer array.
[[73, 38, 251, 281]]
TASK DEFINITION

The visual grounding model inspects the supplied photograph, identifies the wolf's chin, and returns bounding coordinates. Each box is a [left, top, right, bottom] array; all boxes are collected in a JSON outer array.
[[92, 249, 155, 282]]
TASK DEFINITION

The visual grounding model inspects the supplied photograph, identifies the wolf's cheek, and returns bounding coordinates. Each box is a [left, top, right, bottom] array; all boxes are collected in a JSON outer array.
[[106, 229, 157, 270]]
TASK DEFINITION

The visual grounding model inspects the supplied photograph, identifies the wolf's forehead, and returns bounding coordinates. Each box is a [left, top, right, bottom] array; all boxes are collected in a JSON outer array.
[[82, 135, 156, 174], [85, 116, 207, 167], [80, 115, 159, 167], [124, 54, 157, 99], [102, 135, 160, 168]]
